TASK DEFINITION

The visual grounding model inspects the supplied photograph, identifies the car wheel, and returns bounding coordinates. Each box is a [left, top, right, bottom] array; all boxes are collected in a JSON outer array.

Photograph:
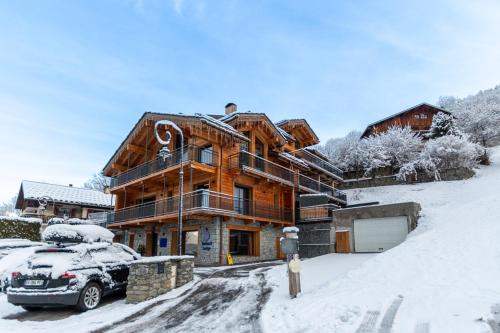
[[22, 306, 42, 311], [76, 282, 102, 312]]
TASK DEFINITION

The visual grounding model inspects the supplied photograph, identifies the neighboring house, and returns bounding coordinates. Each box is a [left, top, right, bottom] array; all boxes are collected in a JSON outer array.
[[361, 103, 451, 138], [15, 180, 115, 221], [102, 103, 346, 264]]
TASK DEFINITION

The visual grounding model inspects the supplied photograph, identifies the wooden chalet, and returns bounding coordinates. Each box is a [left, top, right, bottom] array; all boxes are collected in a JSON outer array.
[[361, 103, 451, 138], [103, 103, 346, 265]]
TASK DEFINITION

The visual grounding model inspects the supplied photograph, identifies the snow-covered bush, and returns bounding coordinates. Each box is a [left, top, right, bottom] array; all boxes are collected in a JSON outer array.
[[439, 86, 500, 146], [424, 135, 484, 169], [47, 217, 92, 225], [429, 112, 461, 138], [397, 134, 484, 181]]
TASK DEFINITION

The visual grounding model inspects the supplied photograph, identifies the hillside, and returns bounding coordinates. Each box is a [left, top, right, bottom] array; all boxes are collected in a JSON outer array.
[[262, 146, 500, 333]]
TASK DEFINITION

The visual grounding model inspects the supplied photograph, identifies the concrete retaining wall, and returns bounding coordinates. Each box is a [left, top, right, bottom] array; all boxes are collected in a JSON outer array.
[[341, 168, 475, 190], [126, 256, 194, 303]]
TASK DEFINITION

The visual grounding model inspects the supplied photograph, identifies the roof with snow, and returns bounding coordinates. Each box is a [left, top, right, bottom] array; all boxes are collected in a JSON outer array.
[[361, 103, 451, 138], [275, 118, 320, 145], [103, 112, 249, 175], [16, 180, 115, 209], [219, 111, 288, 144]]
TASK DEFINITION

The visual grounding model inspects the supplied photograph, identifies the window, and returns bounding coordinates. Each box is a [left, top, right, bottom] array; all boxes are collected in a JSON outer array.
[[199, 145, 213, 165], [240, 132, 250, 152], [421, 113, 428, 119], [183, 230, 199, 256], [229, 230, 255, 256], [255, 138, 265, 170], [414, 114, 420, 119], [234, 185, 250, 215]]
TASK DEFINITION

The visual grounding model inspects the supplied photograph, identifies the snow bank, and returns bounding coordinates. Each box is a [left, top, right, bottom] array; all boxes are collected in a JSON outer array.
[[263, 146, 500, 333], [42, 224, 114, 243]]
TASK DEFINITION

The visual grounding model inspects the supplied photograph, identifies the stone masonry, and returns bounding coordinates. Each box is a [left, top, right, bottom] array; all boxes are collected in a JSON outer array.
[[126, 256, 194, 304]]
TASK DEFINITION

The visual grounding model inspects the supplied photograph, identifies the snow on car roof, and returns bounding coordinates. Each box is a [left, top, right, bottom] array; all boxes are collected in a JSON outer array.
[[42, 224, 115, 243], [19, 180, 114, 208]]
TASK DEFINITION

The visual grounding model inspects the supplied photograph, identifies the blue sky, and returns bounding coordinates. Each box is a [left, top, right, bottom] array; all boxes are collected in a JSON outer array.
[[1, 0, 500, 202]]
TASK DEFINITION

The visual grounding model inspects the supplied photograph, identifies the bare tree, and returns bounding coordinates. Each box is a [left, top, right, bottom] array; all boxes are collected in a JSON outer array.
[[0, 195, 19, 216], [84, 172, 110, 192]]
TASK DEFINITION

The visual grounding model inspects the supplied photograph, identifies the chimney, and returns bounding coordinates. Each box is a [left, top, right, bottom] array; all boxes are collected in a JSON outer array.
[[225, 103, 237, 115]]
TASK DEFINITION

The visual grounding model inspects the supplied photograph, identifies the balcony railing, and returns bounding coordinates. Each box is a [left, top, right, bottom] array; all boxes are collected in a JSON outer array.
[[105, 190, 293, 225], [298, 174, 347, 203], [228, 151, 295, 185], [299, 204, 338, 221], [110, 145, 218, 189], [294, 149, 344, 179]]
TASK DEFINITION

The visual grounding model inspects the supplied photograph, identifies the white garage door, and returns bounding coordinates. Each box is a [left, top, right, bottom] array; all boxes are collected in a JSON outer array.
[[353, 216, 408, 253]]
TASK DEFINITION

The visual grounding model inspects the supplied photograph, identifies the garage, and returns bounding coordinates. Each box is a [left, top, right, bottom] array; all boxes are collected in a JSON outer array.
[[353, 216, 409, 253]]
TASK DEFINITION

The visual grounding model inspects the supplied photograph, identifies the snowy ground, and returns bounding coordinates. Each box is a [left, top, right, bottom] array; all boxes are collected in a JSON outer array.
[[2, 147, 500, 332], [261, 146, 500, 333]]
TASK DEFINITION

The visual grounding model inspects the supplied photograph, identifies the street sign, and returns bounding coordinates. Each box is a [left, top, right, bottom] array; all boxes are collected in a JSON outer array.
[[281, 238, 299, 255]]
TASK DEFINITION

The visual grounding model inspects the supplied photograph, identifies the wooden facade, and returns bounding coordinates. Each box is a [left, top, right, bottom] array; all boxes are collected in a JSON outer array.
[[361, 103, 451, 138], [102, 106, 346, 262]]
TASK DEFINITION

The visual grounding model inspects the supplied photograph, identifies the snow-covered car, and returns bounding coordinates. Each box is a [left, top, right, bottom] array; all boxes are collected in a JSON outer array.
[[0, 245, 46, 292], [0, 239, 44, 260], [7, 241, 140, 311]]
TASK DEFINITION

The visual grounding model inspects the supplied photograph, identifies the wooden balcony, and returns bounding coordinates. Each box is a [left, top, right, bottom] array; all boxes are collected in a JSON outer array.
[[298, 174, 347, 205], [110, 145, 218, 190], [105, 190, 293, 227], [294, 149, 344, 180], [228, 151, 295, 187]]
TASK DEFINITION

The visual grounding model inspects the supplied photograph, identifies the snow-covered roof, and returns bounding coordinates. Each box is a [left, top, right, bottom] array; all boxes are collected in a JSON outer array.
[[361, 103, 451, 137], [275, 119, 320, 144], [277, 127, 296, 142], [103, 112, 249, 174], [219, 111, 287, 143], [18, 180, 114, 209]]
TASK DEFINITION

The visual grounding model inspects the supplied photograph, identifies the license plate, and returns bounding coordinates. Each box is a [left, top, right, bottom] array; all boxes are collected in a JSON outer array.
[[24, 280, 44, 286]]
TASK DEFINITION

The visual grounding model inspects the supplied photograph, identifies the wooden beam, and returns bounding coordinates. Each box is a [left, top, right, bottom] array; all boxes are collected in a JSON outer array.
[[226, 224, 261, 232], [111, 163, 127, 172], [127, 143, 151, 156]]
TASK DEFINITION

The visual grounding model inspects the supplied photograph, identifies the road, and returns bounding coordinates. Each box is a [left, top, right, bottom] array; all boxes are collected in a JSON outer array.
[[94, 261, 284, 333]]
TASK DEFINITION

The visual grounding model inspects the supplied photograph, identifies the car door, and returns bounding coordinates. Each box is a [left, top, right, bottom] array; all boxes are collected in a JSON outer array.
[[91, 246, 129, 289]]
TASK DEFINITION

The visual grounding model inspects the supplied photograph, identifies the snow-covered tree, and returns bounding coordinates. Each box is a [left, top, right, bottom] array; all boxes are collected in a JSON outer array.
[[319, 131, 364, 172], [397, 134, 484, 181], [0, 196, 19, 216], [376, 126, 423, 172], [84, 172, 110, 192], [429, 112, 461, 139], [359, 134, 389, 176], [439, 85, 500, 146]]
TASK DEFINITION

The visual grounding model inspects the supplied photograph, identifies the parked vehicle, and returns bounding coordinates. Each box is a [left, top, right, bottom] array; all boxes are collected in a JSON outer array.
[[0, 239, 44, 260], [0, 239, 45, 292], [7, 241, 139, 311]]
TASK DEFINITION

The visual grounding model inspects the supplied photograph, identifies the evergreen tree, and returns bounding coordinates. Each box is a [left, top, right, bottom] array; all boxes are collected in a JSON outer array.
[[429, 112, 460, 138]]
